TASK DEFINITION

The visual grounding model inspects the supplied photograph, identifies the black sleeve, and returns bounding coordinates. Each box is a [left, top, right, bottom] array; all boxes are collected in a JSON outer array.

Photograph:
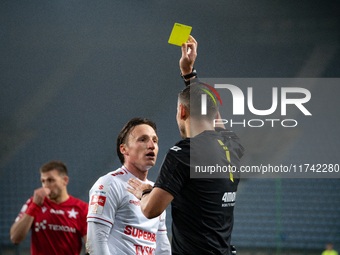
[[154, 150, 189, 197], [218, 128, 245, 160]]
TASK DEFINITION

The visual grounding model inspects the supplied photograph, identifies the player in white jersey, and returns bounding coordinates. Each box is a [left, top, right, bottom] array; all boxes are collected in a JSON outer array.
[[88, 166, 168, 254], [86, 118, 171, 255]]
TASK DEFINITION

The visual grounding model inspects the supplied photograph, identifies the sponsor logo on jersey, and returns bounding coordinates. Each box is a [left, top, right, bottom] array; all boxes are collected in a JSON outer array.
[[91, 195, 106, 206], [50, 209, 65, 215], [90, 195, 106, 215], [35, 220, 47, 232], [124, 226, 156, 242], [222, 192, 236, 207], [129, 200, 141, 206], [133, 244, 155, 255], [94, 184, 109, 196], [48, 224, 76, 233], [170, 146, 182, 152], [42, 206, 48, 213], [35, 220, 76, 233]]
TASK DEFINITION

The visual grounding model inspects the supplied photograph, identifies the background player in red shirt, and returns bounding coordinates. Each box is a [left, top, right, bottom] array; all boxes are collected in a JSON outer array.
[[10, 160, 88, 255]]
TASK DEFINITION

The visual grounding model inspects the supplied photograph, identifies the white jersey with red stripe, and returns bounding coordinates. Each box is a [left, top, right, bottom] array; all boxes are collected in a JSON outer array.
[[87, 166, 168, 255]]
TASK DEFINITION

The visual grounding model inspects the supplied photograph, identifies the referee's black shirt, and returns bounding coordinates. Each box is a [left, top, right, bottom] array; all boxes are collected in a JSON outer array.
[[154, 129, 244, 255]]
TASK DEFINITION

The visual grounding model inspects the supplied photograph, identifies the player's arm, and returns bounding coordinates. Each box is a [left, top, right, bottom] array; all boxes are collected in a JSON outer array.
[[155, 211, 171, 254], [10, 214, 35, 244], [86, 222, 110, 255], [127, 180, 173, 219], [87, 179, 119, 255], [141, 188, 173, 219], [155, 231, 171, 255], [10, 187, 50, 244], [82, 235, 87, 254]]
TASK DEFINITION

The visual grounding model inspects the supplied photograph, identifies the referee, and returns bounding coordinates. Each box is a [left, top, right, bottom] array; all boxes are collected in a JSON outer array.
[[127, 36, 244, 255]]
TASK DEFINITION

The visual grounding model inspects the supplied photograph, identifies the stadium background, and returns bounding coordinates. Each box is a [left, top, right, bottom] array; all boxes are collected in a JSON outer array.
[[1, 0, 339, 254]]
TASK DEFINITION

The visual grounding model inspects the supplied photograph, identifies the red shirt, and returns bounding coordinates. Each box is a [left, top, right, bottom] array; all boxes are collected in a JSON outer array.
[[16, 195, 88, 255]]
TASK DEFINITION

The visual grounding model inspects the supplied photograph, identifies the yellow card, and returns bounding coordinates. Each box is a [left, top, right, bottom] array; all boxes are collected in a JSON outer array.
[[168, 23, 192, 46]]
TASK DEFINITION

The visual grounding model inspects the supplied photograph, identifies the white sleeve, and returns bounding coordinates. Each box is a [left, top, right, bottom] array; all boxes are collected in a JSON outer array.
[[155, 210, 171, 255], [86, 221, 111, 255], [87, 178, 120, 227]]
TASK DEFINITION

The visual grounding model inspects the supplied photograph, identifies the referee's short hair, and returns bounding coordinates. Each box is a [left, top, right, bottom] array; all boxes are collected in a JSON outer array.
[[40, 160, 68, 176], [178, 82, 220, 121], [116, 118, 157, 165]]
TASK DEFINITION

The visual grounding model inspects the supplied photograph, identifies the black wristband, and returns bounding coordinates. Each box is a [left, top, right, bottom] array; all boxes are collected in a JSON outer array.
[[140, 189, 153, 200], [180, 68, 197, 80]]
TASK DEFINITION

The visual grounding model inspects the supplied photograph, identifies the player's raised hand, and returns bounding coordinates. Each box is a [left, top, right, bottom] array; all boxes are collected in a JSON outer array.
[[180, 35, 197, 75], [32, 187, 50, 206], [126, 178, 153, 200]]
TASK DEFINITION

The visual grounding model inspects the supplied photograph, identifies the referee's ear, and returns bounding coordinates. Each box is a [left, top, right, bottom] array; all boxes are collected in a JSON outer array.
[[179, 103, 189, 120]]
